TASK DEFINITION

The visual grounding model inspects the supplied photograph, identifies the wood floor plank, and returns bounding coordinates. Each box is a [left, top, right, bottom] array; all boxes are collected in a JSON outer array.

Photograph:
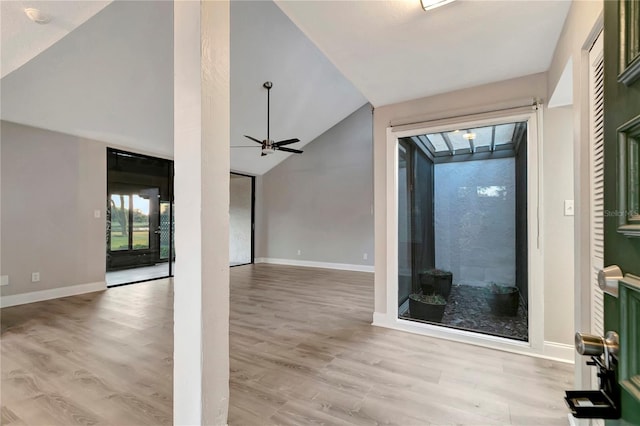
[[2, 265, 574, 425], [1, 279, 173, 425], [228, 264, 573, 426]]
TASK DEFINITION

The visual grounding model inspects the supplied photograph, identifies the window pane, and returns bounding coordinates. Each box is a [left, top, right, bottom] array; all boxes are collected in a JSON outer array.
[[494, 123, 516, 145], [469, 126, 493, 149], [425, 134, 449, 153], [398, 144, 413, 306], [445, 130, 472, 152], [110, 194, 130, 251], [132, 194, 150, 250]]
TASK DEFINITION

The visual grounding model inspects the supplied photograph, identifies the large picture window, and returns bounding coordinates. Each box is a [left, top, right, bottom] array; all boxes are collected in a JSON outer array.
[[396, 121, 528, 341], [384, 107, 543, 354]]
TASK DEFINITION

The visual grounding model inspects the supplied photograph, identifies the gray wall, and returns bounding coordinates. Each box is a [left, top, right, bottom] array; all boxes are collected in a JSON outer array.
[[435, 158, 515, 286], [0, 121, 107, 296], [256, 104, 374, 267], [229, 175, 252, 265]]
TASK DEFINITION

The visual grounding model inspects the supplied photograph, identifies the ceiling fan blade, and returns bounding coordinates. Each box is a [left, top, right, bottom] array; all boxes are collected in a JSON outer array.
[[231, 146, 260, 148], [273, 138, 300, 147], [244, 135, 263, 144], [276, 146, 303, 154]]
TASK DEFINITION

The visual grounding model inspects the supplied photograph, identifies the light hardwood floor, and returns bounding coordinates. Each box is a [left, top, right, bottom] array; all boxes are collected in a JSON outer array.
[[2, 264, 574, 425], [1, 279, 174, 425]]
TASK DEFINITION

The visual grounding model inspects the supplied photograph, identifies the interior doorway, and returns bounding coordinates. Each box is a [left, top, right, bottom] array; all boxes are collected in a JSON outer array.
[[230, 172, 254, 267], [106, 148, 175, 286], [397, 120, 529, 341]]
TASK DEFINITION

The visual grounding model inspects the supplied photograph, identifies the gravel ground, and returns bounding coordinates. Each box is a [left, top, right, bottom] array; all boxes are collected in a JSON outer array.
[[403, 284, 528, 341]]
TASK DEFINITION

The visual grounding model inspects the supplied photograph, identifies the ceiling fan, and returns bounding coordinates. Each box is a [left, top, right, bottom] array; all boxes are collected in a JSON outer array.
[[236, 81, 303, 157]]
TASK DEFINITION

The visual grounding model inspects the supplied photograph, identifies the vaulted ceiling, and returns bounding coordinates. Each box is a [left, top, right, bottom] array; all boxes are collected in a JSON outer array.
[[230, 1, 366, 175], [1, 0, 572, 175]]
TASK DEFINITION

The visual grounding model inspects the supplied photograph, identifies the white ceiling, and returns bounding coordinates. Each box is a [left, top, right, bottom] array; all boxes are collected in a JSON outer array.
[[275, 0, 572, 107], [1, 1, 111, 78], [0, 0, 572, 175]]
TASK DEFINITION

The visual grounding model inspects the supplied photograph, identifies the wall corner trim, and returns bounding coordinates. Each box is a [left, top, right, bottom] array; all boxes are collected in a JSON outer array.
[[372, 311, 390, 327], [0, 281, 107, 308], [256, 257, 374, 273]]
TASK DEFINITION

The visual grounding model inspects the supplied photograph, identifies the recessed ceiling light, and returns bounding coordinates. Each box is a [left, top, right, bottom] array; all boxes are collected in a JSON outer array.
[[24, 8, 51, 24], [420, 0, 455, 12], [463, 132, 476, 140]]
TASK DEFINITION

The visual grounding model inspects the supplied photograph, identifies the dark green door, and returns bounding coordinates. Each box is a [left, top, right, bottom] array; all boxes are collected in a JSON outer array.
[[603, 1, 640, 423]]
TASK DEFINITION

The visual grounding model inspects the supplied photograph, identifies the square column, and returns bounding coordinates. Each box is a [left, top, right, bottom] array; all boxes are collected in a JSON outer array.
[[174, 1, 230, 424]]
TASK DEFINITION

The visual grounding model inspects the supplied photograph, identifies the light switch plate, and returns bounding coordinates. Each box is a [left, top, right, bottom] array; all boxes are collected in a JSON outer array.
[[94, 209, 101, 218], [564, 200, 575, 216], [0, 275, 8, 286]]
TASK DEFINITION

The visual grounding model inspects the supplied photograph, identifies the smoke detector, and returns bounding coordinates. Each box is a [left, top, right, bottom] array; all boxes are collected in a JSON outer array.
[[24, 8, 51, 24]]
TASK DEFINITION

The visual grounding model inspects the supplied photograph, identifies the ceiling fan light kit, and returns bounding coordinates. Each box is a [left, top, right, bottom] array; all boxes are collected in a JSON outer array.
[[239, 81, 303, 157]]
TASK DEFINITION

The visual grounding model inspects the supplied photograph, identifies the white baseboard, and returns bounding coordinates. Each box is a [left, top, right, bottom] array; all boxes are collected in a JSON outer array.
[[255, 257, 374, 273], [0, 281, 107, 308], [568, 414, 603, 426], [543, 341, 575, 363], [372, 311, 575, 363]]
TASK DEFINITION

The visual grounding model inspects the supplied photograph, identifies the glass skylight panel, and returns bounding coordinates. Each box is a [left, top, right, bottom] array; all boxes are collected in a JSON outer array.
[[494, 123, 516, 146], [425, 133, 449, 152], [469, 126, 493, 149], [407, 122, 522, 159], [446, 130, 471, 151]]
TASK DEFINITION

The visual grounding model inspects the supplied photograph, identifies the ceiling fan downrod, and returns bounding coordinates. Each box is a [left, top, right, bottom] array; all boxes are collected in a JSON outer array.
[[264, 81, 273, 142]]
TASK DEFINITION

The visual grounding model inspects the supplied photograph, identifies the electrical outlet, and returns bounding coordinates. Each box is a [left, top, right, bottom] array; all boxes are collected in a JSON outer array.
[[0, 275, 8, 286], [363, 253, 368, 260], [31, 272, 40, 283], [297, 249, 301, 256]]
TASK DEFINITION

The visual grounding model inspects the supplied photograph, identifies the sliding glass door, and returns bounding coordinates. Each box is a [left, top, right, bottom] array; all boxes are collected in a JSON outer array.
[[106, 149, 174, 286], [230, 173, 254, 266]]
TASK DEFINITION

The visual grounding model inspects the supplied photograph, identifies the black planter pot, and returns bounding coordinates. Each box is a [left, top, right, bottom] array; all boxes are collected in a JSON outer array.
[[488, 287, 519, 316], [409, 295, 446, 322], [419, 270, 453, 299]]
